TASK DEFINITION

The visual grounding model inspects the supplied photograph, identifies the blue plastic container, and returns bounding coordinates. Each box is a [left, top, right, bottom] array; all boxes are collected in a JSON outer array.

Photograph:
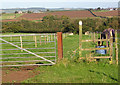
[[96, 46, 106, 54]]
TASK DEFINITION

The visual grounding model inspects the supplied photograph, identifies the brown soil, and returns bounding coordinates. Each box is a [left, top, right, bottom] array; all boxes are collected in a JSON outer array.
[[93, 10, 118, 17], [1, 10, 118, 22], [2, 66, 40, 83], [2, 19, 19, 22], [19, 10, 95, 20]]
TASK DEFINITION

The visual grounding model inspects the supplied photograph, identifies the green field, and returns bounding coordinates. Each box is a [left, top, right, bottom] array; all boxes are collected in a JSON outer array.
[[23, 34, 118, 83], [91, 10, 110, 12], [1, 13, 23, 20], [1, 33, 118, 83]]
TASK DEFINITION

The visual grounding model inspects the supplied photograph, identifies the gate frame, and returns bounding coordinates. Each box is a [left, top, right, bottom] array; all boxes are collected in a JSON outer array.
[[78, 21, 118, 64], [0, 33, 56, 67]]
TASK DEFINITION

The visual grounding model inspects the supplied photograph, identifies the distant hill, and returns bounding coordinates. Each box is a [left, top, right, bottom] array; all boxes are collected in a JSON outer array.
[[1, 7, 46, 13], [1, 7, 86, 13]]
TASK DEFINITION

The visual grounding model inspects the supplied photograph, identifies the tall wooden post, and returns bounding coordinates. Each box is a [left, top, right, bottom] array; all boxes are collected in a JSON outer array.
[[115, 30, 118, 65], [57, 32, 63, 60], [109, 37, 113, 64], [79, 21, 82, 57], [35, 36, 37, 48], [106, 34, 108, 53], [20, 36, 23, 52]]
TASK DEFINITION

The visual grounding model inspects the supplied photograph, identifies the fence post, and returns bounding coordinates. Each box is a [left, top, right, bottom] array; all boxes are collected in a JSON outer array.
[[115, 30, 118, 65], [35, 36, 37, 48], [57, 32, 63, 60], [79, 21, 82, 57], [20, 36, 23, 52], [106, 33, 108, 53], [109, 36, 113, 64]]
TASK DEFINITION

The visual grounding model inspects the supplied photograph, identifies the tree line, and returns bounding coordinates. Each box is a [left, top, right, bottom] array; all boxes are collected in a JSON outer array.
[[2, 15, 119, 34]]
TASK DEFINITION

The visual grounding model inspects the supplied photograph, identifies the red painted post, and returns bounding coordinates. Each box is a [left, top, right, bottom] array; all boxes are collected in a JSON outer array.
[[57, 32, 63, 60]]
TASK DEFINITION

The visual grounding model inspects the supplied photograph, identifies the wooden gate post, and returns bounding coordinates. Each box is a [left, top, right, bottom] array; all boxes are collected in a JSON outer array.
[[109, 36, 113, 64], [79, 21, 82, 57], [57, 32, 63, 60], [35, 36, 37, 48], [106, 33, 108, 53], [20, 36, 23, 52], [115, 30, 118, 65]]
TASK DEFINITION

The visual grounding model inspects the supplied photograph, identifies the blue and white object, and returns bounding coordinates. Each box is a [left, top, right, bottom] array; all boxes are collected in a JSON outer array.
[[96, 46, 106, 54]]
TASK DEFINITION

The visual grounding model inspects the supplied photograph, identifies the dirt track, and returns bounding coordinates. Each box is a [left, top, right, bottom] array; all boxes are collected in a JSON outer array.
[[2, 66, 40, 83]]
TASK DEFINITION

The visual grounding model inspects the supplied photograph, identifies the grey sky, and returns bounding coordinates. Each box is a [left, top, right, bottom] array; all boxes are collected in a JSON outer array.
[[1, 0, 119, 2], [1, 0, 119, 8]]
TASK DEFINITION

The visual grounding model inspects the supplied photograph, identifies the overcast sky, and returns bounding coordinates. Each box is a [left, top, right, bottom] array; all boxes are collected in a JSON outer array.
[[1, 0, 119, 8], [1, 0, 119, 2]]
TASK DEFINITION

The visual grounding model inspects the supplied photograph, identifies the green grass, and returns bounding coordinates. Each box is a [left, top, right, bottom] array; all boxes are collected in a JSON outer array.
[[1, 33, 118, 83], [22, 61, 118, 83], [91, 10, 110, 12], [1, 13, 23, 20], [22, 34, 118, 83]]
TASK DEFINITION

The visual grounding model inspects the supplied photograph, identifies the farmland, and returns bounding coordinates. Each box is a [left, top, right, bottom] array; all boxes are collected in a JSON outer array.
[[1, 13, 23, 20], [18, 10, 118, 20], [1, 34, 118, 83], [93, 10, 118, 17], [19, 10, 95, 20], [1, 9, 119, 84], [1, 10, 118, 22]]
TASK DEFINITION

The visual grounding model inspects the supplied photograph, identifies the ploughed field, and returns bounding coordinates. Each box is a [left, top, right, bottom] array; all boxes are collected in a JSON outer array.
[[19, 10, 94, 20], [93, 10, 118, 17], [19, 10, 118, 20], [2, 10, 118, 22]]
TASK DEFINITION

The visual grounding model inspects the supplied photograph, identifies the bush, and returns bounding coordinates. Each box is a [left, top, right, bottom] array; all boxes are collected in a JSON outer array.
[[2, 16, 119, 33]]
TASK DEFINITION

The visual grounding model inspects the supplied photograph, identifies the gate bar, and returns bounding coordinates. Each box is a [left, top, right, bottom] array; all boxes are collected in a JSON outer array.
[[0, 38, 55, 64]]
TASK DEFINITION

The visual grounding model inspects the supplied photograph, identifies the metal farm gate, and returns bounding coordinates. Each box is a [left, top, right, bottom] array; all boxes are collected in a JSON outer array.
[[0, 33, 56, 67]]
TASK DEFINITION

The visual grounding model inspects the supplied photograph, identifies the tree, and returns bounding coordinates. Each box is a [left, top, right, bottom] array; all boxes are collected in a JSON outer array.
[[27, 10, 33, 13], [46, 9, 50, 12], [15, 11, 18, 14], [97, 7, 101, 10], [2, 12, 6, 14]]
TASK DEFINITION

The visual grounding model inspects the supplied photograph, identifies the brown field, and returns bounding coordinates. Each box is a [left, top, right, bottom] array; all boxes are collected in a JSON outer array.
[[2, 10, 118, 22], [93, 10, 118, 17], [19, 10, 95, 20], [2, 19, 19, 22]]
